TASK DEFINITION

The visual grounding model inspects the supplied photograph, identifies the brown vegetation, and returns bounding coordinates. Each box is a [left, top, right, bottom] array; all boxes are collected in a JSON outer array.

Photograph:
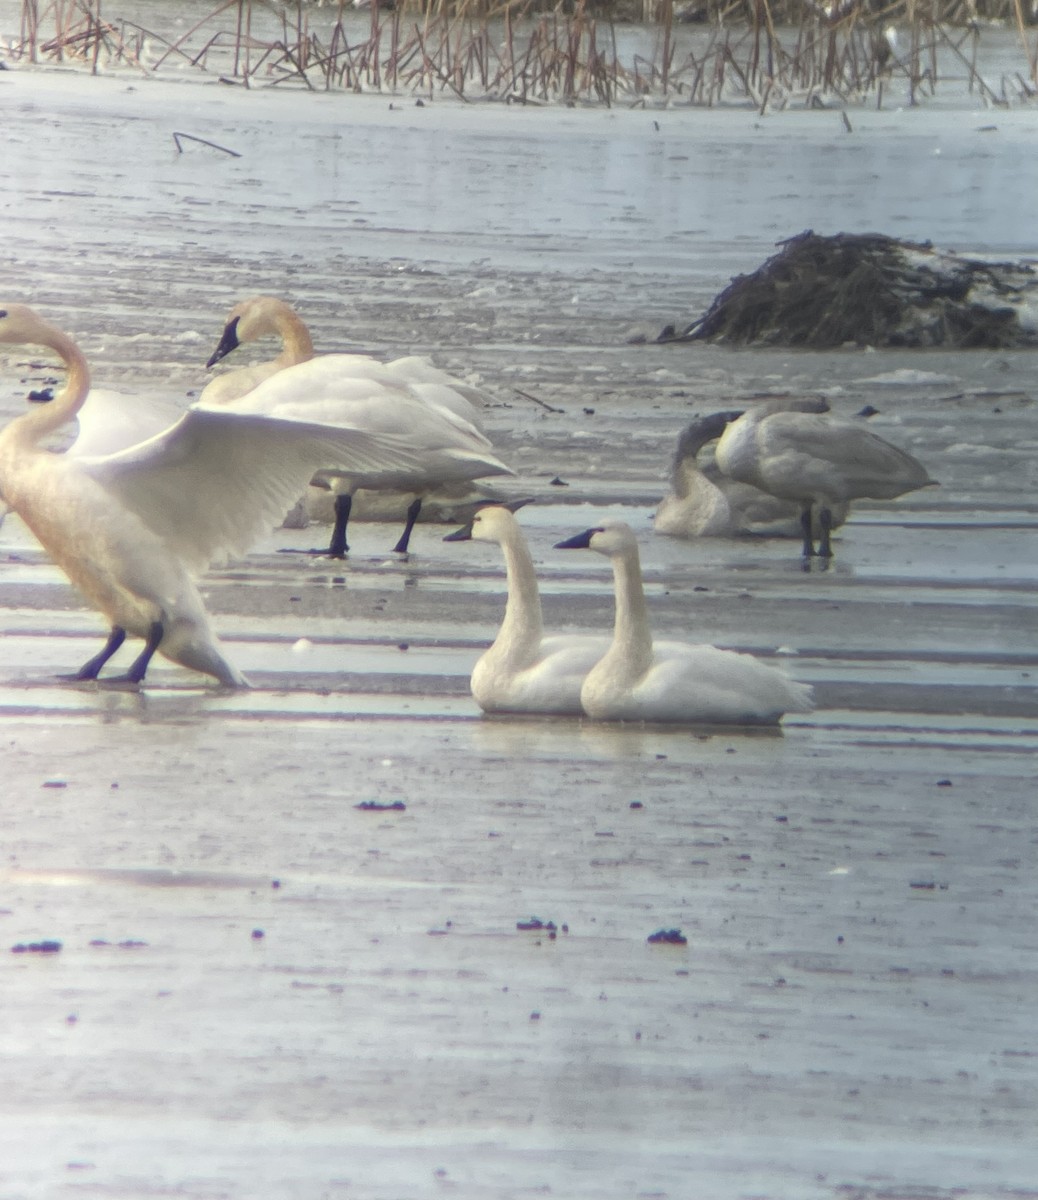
[[660, 230, 1038, 348], [6, 0, 1037, 105]]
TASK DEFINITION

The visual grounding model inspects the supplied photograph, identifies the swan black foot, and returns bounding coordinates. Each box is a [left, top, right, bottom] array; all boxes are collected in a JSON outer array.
[[59, 626, 127, 682], [100, 621, 163, 687]]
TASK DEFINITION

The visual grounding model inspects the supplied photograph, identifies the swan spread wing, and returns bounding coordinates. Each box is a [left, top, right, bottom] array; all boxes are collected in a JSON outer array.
[[77, 409, 424, 573], [69, 389, 184, 458]]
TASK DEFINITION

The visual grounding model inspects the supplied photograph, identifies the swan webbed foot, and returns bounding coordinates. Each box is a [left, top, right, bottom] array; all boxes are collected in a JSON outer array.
[[101, 621, 163, 687], [95, 674, 145, 691], [61, 626, 128, 682]]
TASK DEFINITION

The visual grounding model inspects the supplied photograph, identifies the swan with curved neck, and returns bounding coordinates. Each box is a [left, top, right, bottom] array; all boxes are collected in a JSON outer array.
[[0, 303, 425, 686], [554, 520, 814, 724], [654, 409, 850, 539], [199, 296, 504, 555], [714, 396, 936, 558], [200, 295, 315, 405], [444, 506, 609, 715]]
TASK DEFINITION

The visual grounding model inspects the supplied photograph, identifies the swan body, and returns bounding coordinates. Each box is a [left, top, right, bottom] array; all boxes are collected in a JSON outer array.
[[444, 506, 609, 715], [201, 352, 511, 556], [714, 397, 936, 557], [0, 303, 423, 686], [554, 520, 814, 725], [654, 410, 850, 539], [199, 296, 503, 553]]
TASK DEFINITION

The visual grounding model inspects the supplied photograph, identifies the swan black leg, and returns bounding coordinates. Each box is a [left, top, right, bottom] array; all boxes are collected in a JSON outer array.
[[327, 494, 352, 558], [63, 626, 127, 681], [393, 498, 423, 555], [104, 621, 163, 686], [799, 505, 815, 558], [818, 506, 834, 559]]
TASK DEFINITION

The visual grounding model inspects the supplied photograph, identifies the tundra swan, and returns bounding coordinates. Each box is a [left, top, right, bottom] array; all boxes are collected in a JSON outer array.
[[0, 304, 422, 686], [714, 397, 936, 558], [202, 295, 487, 426], [201, 353, 512, 557], [443, 505, 609, 715], [553, 520, 814, 725], [654, 410, 850, 540], [199, 296, 506, 554]]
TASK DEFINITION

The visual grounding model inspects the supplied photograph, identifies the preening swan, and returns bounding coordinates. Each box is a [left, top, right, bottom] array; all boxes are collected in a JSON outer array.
[[200, 296, 507, 554], [0, 304, 423, 686], [443, 505, 609, 715], [714, 397, 936, 558], [553, 520, 814, 724], [654, 410, 850, 540]]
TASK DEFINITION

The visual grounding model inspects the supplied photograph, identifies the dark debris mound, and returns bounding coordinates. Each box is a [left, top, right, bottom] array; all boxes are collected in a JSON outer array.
[[660, 230, 1038, 350]]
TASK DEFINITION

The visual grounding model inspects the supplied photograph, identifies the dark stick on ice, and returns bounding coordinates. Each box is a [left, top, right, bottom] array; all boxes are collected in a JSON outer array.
[[172, 131, 242, 158]]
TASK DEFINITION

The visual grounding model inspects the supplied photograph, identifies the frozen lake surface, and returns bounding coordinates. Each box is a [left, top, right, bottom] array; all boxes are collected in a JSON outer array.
[[1, 62, 1037, 1200]]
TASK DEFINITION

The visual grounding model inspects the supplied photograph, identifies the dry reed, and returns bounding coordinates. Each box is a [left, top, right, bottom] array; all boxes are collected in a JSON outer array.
[[6, 0, 1037, 105]]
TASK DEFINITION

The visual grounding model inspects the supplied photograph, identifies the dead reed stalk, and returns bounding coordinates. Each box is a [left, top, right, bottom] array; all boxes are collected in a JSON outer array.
[[7, 0, 1036, 104]]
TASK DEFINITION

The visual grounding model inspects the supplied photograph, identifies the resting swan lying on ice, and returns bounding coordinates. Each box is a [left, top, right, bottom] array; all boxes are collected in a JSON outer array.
[[554, 520, 814, 725], [654, 409, 849, 540], [444, 505, 609, 715]]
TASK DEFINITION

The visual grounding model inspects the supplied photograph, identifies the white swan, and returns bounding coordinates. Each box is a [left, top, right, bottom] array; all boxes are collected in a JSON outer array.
[[0, 303, 422, 687], [553, 520, 814, 724], [714, 396, 936, 558], [443, 505, 610, 715], [201, 294, 487, 426], [654, 410, 850, 539], [201, 353, 512, 557], [199, 296, 507, 554]]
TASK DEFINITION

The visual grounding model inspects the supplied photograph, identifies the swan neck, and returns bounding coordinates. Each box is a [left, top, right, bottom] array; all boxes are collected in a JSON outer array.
[[5, 324, 90, 444], [609, 546, 654, 667], [493, 531, 544, 658], [274, 308, 314, 367]]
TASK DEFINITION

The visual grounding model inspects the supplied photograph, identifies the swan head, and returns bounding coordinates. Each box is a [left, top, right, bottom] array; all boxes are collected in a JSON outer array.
[[0, 304, 54, 348], [554, 519, 639, 557], [206, 296, 296, 367], [443, 503, 523, 544]]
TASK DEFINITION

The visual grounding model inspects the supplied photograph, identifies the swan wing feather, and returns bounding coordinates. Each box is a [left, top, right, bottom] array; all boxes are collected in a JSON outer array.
[[77, 409, 425, 573], [68, 389, 185, 459], [208, 365, 495, 452], [761, 415, 933, 500]]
